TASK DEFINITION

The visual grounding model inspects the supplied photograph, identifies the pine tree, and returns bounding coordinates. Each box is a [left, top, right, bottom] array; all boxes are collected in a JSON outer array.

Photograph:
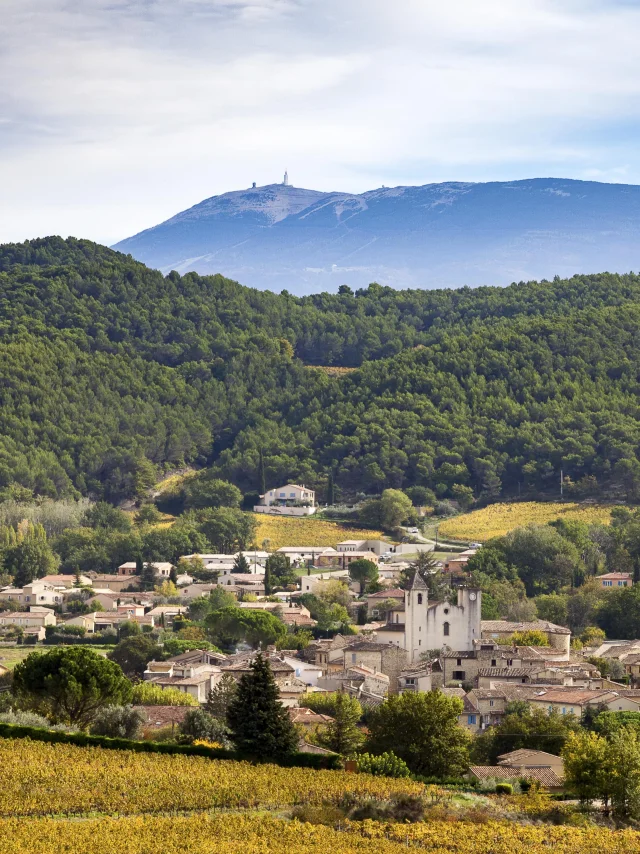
[[233, 553, 251, 573], [226, 654, 298, 760]]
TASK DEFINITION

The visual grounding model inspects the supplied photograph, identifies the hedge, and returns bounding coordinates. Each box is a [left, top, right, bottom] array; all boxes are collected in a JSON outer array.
[[0, 722, 341, 770]]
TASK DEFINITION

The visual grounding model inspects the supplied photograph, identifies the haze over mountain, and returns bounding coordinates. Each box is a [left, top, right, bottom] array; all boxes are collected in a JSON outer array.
[[113, 178, 640, 293]]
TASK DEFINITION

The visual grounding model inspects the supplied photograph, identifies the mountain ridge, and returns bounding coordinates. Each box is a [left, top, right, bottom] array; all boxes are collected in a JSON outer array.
[[113, 177, 640, 293]]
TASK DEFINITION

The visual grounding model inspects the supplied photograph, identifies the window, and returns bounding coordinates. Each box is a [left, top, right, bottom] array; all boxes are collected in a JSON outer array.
[[452, 670, 465, 680], [619, 581, 627, 586], [279, 492, 286, 497], [489, 700, 494, 707], [418, 640, 421, 646], [289, 492, 295, 497], [456, 658, 462, 666], [562, 707, 566, 715], [507, 659, 513, 666], [406, 678, 416, 685], [351, 653, 356, 664], [467, 715, 477, 725], [417, 594, 422, 605], [443, 621, 450, 636], [491, 659, 497, 667], [603, 580, 612, 587]]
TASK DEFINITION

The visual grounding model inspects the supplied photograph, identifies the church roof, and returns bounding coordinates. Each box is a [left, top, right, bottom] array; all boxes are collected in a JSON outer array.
[[408, 571, 428, 591]]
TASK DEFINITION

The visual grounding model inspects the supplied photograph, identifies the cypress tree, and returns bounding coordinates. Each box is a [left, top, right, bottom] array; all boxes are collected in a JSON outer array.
[[264, 561, 273, 596], [258, 448, 266, 496], [226, 654, 298, 760], [327, 470, 335, 506]]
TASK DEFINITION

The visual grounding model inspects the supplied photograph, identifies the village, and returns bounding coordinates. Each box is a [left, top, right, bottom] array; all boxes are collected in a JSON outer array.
[[2, 483, 640, 796]]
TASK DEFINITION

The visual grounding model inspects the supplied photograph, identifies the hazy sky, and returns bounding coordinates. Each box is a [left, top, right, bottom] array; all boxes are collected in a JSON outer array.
[[2, 0, 640, 245]]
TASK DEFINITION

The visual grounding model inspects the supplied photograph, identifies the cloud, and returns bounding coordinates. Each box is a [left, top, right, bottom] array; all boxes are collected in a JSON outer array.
[[2, 0, 640, 244]]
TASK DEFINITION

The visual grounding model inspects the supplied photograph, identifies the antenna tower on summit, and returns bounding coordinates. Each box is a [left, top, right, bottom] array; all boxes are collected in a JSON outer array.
[[283, 170, 289, 186]]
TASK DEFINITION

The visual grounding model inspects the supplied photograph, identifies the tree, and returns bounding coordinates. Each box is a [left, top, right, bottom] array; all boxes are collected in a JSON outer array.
[[451, 484, 474, 511], [154, 580, 178, 597], [135, 503, 162, 526], [366, 690, 471, 777], [501, 525, 581, 596], [317, 578, 352, 608], [108, 635, 163, 678], [226, 654, 298, 760], [264, 553, 297, 587], [473, 704, 579, 763], [139, 562, 158, 591], [82, 502, 132, 532], [562, 730, 610, 806], [5, 538, 59, 587], [314, 693, 364, 756], [378, 489, 414, 530], [233, 553, 250, 573], [501, 629, 548, 647], [131, 682, 198, 706], [607, 727, 640, 820], [90, 705, 145, 739], [13, 647, 132, 728], [258, 447, 266, 496], [534, 593, 568, 627], [206, 606, 287, 649], [179, 707, 232, 747], [400, 552, 448, 598], [118, 620, 141, 639], [196, 508, 257, 553], [326, 470, 335, 506], [597, 584, 640, 639], [205, 672, 238, 719], [183, 473, 242, 511], [349, 558, 379, 595]]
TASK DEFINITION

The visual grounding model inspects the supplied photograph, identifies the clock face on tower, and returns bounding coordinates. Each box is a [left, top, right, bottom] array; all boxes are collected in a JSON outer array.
[[469, 592, 477, 601]]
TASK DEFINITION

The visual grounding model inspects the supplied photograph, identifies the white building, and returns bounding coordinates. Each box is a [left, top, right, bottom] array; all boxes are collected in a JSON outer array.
[[375, 573, 481, 663], [254, 483, 316, 516]]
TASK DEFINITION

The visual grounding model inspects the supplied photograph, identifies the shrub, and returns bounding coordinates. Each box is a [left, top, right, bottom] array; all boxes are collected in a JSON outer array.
[[90, 705, 145, 739], [495, 782, 513, 795], [131, 682, 198, 707], [356, 751, 410, 778], [178, 708, 232, 748]]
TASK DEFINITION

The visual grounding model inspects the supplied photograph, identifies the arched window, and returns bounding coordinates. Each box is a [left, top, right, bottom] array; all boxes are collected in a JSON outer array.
[[417, 594, 423, 605], [443, 621, 450, 636]]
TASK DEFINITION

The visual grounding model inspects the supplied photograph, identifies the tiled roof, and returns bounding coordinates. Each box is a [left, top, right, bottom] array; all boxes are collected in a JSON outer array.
[[133, 706, 190, 728], [528, 689, 617, 705], [598, 572, 633, 580], [368, 588, 405, 598], [469, 766, 564, 788], [477, 668, 533, 678], [481, 619, 570, 636], [375, 623, 406, 632], [289, 708, 334, 725], [498, 749, 561, 764]]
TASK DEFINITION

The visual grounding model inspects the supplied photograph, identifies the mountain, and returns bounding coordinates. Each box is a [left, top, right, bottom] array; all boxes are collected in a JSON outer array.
[[2, 237, 640, 505], [113, 178, 640, 292]]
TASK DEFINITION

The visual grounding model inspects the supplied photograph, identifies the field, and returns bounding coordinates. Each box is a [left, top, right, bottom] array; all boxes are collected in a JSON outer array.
[[0, 647, 33, 671], [253, 514, 386, 550], [3, 813, 640, 854], [439, 502, 618, 542], [3, 738, 639, 853], [0, 738, 420, 815]]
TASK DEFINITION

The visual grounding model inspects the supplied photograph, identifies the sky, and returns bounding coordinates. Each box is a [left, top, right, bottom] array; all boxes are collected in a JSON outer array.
[[2, 0, 640, 245]]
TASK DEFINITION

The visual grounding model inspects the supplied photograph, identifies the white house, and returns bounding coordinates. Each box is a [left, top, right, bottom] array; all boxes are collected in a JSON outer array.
[[254, 484, 316, 516], [375, 573, 481, 663], [0, 579, 68, 607]]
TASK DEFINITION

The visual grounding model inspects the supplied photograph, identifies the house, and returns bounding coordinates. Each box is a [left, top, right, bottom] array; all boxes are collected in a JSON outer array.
[[133, 705, 191, 736], [144, 657, 222, 703], [255, 484, 317, 516], [526, 688, 629, 717], [0, 608, 56, 629], [476, 668, 535, 688], [0, 580, 66, 608], [338, 551, 380, 567], [238, 601, 316, 627], [86, 574, 132, 592], [481, 620, 571, 658], [40, 574, 92, 589], [386, 543, 435, 557], [277, 546, 337, 564], [366, 588, 405, 618], [288, 707, 334, 729], [497, 749, 565, 775], [337, 540, 390, 556], [374, 573, 481, 663], [467, 765, 564, 792], [146, 605, 188, 626], [299, 569, 351, 595], [597, 572, 633, 589], [118, 561, 172, 578], [66, 610, 154, 633], [398, 666, 432, 693], [443, 550, 478, 573], [278, 655, 323, 686], [332, 641, 408, 691]]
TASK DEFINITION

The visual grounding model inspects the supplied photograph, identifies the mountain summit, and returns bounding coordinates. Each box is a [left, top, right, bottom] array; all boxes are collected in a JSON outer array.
[[113, 178, 640, 293]]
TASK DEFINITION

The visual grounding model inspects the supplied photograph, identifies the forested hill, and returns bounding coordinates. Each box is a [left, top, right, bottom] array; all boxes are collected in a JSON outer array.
[[1, 235, 640, 504]]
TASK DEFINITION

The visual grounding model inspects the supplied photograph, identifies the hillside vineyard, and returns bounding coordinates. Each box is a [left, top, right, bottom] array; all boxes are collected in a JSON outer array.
[[1, 236, 640, 503]]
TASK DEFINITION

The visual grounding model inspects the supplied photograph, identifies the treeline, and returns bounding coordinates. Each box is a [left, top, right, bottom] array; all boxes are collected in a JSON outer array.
[[3, 237, 640, 501]]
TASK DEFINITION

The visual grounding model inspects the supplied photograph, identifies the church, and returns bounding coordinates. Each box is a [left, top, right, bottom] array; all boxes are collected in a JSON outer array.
[[375, 572, 481, 663]]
